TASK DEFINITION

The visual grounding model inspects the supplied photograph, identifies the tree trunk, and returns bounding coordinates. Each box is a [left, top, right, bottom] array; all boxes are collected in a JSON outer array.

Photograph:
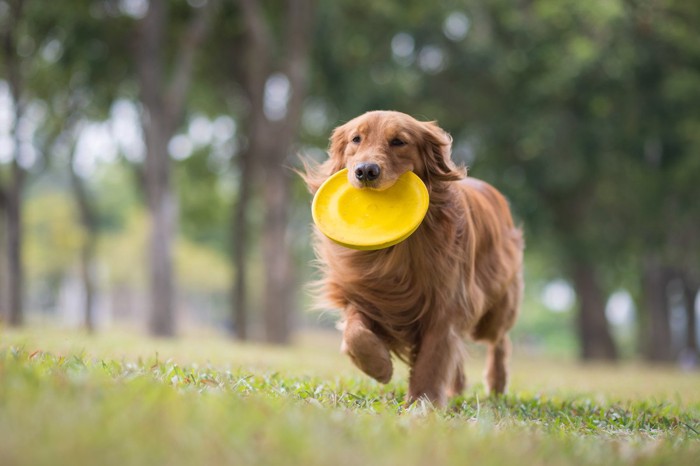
[[135, 0, 216, 336], [682, 275, 697, 353], [148, 193, 176, 336], [0, 192, 6, 322], [231, 147, 252, 340], [6, 167, 23, 327], [261, 166, 294, 343], [264, 0, 311, 343], [641, 256, 673, 362], [69, 149, 98, 333], [1, 0, 26, 327], [79, 235, 97, 332], [144, 121, 177, 337], [241, 0, 311, 344], [137, 0, 176, 337], [230, 0, 269, 340], [571, 262, 618, 361]]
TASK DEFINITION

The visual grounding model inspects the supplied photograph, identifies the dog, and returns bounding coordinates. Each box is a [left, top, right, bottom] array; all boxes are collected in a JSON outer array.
[[302, 111, 524, 407]]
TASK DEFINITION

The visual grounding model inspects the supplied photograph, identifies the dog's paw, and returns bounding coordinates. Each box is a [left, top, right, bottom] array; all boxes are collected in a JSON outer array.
[[341, 327, 393, 384], [405, 387, 446, 409]]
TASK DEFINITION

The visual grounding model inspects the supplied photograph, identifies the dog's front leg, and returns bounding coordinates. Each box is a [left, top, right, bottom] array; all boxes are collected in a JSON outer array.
[[341, 307, 393, 384], [407, 324, 462, 407]]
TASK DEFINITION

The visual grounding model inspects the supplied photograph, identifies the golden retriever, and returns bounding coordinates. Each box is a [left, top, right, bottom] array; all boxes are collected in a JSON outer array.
[[302, 111, 524, 407]]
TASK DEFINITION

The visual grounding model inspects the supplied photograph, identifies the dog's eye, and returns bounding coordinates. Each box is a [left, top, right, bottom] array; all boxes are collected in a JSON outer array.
[[389, 138, 406, 147], [352, 136, 361, 144]]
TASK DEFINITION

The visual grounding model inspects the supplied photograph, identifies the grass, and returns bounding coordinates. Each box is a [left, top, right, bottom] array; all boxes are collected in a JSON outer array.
[[1, 327, 699, 465]]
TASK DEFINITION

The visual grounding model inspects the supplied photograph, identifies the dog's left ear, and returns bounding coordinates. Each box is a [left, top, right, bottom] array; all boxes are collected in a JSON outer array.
[[420, 121, 466, 183], [298, 123, 349, 194]]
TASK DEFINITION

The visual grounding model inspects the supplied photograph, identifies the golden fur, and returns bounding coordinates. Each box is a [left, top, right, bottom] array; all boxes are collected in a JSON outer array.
[[302, 111, 524, 406]]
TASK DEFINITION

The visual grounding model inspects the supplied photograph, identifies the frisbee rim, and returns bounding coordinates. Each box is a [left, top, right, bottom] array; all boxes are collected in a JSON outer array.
[[311, 168, 429, 250]]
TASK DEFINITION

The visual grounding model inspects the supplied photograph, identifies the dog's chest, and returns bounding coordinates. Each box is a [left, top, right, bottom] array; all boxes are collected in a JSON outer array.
[[333, 233, 463, 322]]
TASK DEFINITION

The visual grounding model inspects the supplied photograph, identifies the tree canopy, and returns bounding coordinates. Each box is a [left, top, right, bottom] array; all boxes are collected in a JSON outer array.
[[1, 0, 698, 361]]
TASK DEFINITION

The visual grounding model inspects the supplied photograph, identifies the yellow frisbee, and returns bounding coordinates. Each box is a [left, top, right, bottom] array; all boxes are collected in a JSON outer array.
[[312, 168, 429, 250]]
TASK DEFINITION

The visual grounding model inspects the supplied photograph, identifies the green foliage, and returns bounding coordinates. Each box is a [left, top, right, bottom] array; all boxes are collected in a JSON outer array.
[[174, 236, 231, 292], [24, 191, 83, 281], [508, 251, 577, 356], [4, 0, 700, 355], [98, 208, 231, 293], [93, 162, 143, 233], [175, 148, 231, 252], [1, 334, 699, 466], [310, 0, 700, 271], [22, 0, 133, 117], [98, 208, 147, 288], [19, 190, 231, 299]]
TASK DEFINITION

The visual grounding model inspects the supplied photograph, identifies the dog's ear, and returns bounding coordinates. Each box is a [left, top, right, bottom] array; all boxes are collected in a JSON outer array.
[[419, 121, 465, 184], [298, 123, 349, 194], [329, 122, 350, 162]]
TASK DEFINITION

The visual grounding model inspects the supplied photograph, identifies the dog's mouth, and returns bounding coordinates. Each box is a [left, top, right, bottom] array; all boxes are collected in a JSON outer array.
[[348, 163, 398, 191]]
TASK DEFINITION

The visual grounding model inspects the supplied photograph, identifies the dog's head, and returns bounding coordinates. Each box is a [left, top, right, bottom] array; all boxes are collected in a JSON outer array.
[[325, 111, 464, 191]]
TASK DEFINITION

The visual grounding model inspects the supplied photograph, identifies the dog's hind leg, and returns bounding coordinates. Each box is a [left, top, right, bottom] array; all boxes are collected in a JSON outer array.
[[471, 282, 521, 396], [484, 334, 510, 395], [341, 308, 393, 384], [446, 359, 466, 399], [445, 340, 467, 399]]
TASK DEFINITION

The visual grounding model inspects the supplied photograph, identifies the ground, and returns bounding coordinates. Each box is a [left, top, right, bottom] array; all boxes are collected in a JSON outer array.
[[0, 327, 698, 465]]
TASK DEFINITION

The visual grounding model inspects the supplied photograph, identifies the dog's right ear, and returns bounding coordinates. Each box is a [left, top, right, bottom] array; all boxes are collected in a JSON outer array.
[[328, 122, 350, 162], [298, 123, 348, 194]]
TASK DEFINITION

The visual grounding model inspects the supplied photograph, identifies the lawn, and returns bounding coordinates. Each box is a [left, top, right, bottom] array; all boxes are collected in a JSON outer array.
[[1, 327, 699, 465]]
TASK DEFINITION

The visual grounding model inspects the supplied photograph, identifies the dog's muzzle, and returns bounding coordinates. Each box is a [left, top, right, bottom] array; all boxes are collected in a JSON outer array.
[[354, 163, 381, 183]]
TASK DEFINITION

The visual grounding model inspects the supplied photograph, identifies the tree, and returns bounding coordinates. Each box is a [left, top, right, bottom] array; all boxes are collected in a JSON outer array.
[[133, 0, 218, 336], [231, 0, 313, 343], [0, 184, 6, 321], [0, 0, 29, 326], [69, 134, 98, 331], [307, 0, 620, 359], [620, 0, 700, 362], [17, 0, 130, 332]]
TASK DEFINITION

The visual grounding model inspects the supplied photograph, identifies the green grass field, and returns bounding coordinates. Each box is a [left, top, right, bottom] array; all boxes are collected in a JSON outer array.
[[1, 327, 699, 465]]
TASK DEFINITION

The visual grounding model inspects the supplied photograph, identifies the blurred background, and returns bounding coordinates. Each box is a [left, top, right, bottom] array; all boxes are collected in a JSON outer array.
[[0, 0, 698, 365]]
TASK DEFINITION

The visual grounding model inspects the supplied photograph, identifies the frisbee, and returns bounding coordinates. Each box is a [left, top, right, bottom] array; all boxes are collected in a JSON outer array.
[[312, 168, 429, 250]]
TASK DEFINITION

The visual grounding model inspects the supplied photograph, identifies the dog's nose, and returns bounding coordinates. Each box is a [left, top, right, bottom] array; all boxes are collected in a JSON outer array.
[[354, 163, 381, 182]]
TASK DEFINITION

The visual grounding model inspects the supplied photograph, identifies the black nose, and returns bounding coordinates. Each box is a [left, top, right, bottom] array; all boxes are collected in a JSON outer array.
[[354, 163, 381, 182]]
